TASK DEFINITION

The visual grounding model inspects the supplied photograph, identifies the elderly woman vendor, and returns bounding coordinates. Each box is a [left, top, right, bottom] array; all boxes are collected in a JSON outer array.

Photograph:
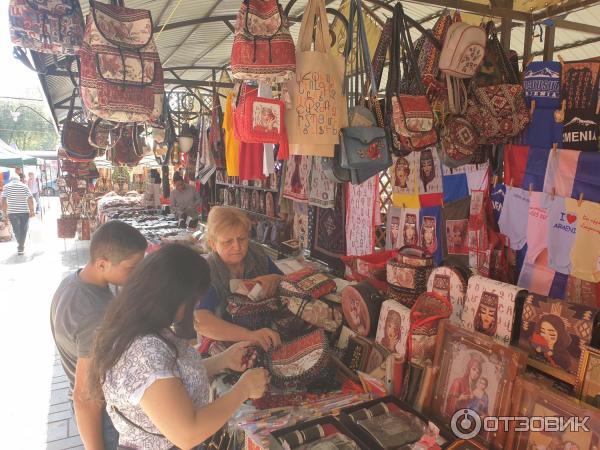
[[194, 206, 283, 350]]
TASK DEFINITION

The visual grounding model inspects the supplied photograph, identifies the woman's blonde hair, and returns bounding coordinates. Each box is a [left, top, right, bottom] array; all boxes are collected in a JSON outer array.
[[206, 206, 251, 243]]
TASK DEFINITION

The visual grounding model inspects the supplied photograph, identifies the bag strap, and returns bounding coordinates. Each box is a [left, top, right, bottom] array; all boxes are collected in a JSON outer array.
[[111, 405, 165, 438], [297, 0, 329, 53], [487, 21, 518, 84], [396, 3, 425, 95]]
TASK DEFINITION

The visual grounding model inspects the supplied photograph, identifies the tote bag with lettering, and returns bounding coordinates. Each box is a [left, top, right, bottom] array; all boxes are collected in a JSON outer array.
[[285, 0, 347, 157]]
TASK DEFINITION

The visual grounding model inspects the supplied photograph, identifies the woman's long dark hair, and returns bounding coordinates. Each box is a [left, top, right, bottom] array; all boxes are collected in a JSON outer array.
[[89, 244, 210, 400]]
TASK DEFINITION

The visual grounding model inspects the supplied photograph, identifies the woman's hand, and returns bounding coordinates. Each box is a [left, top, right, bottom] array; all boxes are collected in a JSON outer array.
[[251, 274, 282, 298], [250, 328, 281, 351], [223, 341, 256, 372], [237, 368, 270, 399]]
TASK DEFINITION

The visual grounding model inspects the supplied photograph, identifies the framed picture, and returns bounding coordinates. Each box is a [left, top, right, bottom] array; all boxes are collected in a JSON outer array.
[[375, 300, 411, 358], [428, 321, 527, 449], [518, 294, 600, 381], [506, 376, 600, 450], [576, 346, 600, 408]]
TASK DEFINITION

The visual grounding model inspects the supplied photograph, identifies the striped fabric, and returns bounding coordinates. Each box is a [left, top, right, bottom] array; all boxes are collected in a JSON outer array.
[[1, 181, 32, 214]]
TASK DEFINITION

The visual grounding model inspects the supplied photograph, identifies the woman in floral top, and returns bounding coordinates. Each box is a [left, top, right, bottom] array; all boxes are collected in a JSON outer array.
[[90, 244, 269, 450]]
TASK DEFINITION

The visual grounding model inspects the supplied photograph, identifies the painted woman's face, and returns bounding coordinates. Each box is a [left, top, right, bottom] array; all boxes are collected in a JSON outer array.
[[386, 318, 401, 343], [391, 220, 400, 240], [540, 321, 558, 349], [396, 162, 408, 185], [469, 364, 482, 381], [422, 158, 433, 177], [424, 227, 434, 245], [350, 299, 362, 327], [406, 225, 416, 242], [479, 305, 495, 330]]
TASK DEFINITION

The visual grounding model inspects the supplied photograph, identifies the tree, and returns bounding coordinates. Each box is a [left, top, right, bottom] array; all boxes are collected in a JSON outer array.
[[0, 98, 58, 151]]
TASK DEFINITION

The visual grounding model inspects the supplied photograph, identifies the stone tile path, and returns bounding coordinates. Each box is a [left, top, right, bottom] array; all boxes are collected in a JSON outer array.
[[0, 197, 88, 449]]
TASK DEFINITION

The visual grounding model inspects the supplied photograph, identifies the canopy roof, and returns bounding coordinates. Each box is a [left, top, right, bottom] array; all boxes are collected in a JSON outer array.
[[0, 139, 38, 168], [25, 0, 600, 130]]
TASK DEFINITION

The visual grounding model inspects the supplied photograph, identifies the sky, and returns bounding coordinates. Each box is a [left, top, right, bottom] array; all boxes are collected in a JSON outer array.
[[0, 3, 47, 101]]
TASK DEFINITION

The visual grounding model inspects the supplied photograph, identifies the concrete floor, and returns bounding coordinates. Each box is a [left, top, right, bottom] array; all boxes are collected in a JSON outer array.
[[0, 197, 88, 449]]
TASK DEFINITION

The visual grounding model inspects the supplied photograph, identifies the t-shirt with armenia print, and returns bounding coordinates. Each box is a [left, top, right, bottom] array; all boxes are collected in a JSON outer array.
[[102, 329, 210, 450]]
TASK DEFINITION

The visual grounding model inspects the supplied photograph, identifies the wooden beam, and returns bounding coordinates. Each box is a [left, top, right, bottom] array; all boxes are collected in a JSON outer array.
[[500, 6, 513, 51], [165, 65, 227, 72], [543, 24, 556, 61], [153, 15, 236, 33], [396, 0, 529, 21], [522, 19, 534, 69], [223, 20, 235, 33], [532, 34, 600, 57], [554, 19, 600, 36], [30, 51, 59, 133], [533, 0, 600, 21]]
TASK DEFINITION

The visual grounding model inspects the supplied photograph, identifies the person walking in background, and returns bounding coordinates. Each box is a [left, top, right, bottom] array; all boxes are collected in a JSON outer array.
[[1, 175, 34, 255], [27, 172, 40, 213]]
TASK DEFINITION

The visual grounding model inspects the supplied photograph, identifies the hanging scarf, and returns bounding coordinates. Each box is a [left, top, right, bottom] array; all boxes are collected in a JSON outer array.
[[206, 241, 270, 318]]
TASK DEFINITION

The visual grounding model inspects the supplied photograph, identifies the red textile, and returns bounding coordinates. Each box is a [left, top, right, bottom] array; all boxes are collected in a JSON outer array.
[[238, 142, 266, 181], [503, 144, 529, 187]]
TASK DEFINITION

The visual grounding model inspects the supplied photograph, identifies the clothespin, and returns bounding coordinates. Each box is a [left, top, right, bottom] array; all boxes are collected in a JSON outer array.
[[530, 99, 536, 116], [552, 143, 558, 152], [578, 192, 584, 207], [492, 175, 498, 186], [551, 187, 556, 200], [596, 99, 600, 115], [510, 178, 514, 188], [557, 54, 565, 66], [402, 203, 406, 208], [529, 183, 533, 196]]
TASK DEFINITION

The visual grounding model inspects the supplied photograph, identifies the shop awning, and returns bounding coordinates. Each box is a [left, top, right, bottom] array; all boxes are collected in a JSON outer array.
[[0, 139, 38, 168]]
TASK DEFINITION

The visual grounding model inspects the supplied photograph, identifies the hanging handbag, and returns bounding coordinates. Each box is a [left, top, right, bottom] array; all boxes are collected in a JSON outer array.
[[387, 4, 437, 154], [9, 0, 84, 55], [386, 246, 433, 297], [109, 124, 145, 167], [79, 0, 164, 123], [57, 217, 77, 239], [62, 89, 98, 163], [230, 0, 296, 83], [235, 84, 287, 145], [439, 22, 487, 79]]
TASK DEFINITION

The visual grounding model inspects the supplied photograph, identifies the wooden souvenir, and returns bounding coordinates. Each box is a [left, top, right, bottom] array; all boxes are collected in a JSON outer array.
[[461, 274, 526, 346], [428, 321, 527, 449], [339, 396, 455, 450], [518, 293, 600, 384], [575, 346, 600, 408], [375, 300, 411, 359], [506, 376, 600, 450]]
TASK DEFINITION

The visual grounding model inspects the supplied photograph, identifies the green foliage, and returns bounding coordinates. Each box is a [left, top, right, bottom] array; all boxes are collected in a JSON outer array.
[[0, 98, 58, 151]]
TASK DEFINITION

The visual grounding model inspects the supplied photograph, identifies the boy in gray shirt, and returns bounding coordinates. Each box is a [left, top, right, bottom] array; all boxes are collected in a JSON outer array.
[[51, 221, 147, 450]]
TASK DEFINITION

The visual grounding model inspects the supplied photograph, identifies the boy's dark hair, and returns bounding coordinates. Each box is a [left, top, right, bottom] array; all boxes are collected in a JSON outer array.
[[173, 173, 183, 183], [90, 220, 147, 263]]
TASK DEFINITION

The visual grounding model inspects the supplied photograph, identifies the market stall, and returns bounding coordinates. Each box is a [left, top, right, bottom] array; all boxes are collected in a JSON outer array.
[[9, 0, 600, 448]]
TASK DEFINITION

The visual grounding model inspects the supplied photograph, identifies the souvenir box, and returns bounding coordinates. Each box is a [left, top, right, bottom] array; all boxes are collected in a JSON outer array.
[[341, 281, 385, 338], [268, 415, 369, 450], [386, 246, 434, 297], [506, 376, 600, 450], [428, 321, 527, 449], [460, 274, 526, 346], [339, 395, 455, 450], [518, 293, 600, 384], [427, 266, 469, 325], [376, 300, 411, 359]]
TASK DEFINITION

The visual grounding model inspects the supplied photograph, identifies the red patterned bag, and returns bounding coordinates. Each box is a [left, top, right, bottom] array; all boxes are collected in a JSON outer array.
[[408, 291, 452, 366], [440, 114, 479, 168], [278, 268, 337, 300], [9, 0, 84, 55], [466, 84, 529, 144], [230, 0, 296, 83], [235, 85, 287, 145], [79, 1, 164, 123]]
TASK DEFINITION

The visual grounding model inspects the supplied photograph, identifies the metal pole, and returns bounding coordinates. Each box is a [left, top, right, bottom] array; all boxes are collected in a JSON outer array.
[[523, 19, 534, 70]]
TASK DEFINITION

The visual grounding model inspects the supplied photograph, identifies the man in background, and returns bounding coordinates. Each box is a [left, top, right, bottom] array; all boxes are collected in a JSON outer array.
[[171, 172, 201, 228], [27, 172, 40, 213], [1, 174, 34, 255]]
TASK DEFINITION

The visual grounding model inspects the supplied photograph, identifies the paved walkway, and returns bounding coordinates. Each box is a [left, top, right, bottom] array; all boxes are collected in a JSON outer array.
[[0, 197, 88, 449]]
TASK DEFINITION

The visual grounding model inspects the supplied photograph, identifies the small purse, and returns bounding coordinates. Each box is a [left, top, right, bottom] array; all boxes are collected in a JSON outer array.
[[57, 217, 78, 239], [226, 294, 282, 331], [62, 88, 97, 162], [266, 329, 334, 388], [386, 246, 433, 296], [278, 268, 337, 300]]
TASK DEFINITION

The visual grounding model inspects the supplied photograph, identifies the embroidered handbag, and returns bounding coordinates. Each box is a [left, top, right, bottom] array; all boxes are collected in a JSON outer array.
[[386, 246, 433, 296], [266, 329, 333, 388], [230, 0, 296, 83], [62, 89, 97, 163], [427, 266, 468, 325], [235, 85, 288, 146], [9, 0, 84, 55], [440, 114, 479, 168], [466, 84, 530, 144], [57, 217, 77, 239], [278, 268, 337, 300], [408, 291, 452, 366], [439, 22, 486, 79], [105, 124, 145, 167], [388, 4, 437, 153], [226, 294, 283, 330], [341, 250, 398, 292], [284, 296, 343, 333], [79, 0, 164, 123]]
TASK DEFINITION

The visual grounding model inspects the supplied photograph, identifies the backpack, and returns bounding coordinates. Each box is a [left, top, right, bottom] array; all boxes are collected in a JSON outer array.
[[9, 0, 84, 55], [230, 0, 296, 83], [439, 22, 486, 79], [79, 1, 164, 123]]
